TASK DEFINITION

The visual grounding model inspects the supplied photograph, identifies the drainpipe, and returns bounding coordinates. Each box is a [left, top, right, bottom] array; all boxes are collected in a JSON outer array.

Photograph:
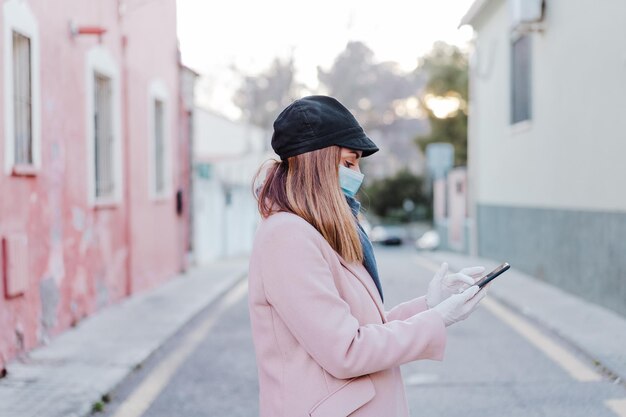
[[119, 2, 133, 296]]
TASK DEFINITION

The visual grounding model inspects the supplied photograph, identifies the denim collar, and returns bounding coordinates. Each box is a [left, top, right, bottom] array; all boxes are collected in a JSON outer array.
[[345, 194, 361, 218], [344, 194, 384, 302]]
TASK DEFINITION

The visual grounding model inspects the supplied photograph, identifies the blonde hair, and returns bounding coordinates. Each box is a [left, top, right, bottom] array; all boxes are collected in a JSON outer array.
[[254, 146, 363, 263]]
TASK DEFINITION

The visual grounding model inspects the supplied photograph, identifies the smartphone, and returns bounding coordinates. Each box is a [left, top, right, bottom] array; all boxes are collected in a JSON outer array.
[[474, 262, 510, 288]]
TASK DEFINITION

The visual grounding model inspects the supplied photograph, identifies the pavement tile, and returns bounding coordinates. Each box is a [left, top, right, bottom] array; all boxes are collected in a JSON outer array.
[[0, 258, 248, 417]]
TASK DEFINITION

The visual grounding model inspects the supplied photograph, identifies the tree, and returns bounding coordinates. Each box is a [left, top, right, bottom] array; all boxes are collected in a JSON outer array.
[[414, 42, 469, 166], [317, 41, 422, 132], [232, 56, 300, 130], [359, 169, 429, 223], [318, 41, 428, 180], [317, 41, 376, 117]]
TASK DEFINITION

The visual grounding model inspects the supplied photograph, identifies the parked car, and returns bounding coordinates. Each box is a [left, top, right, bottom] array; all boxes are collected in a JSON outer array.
[[415, 230, 440, 251], [370, 225, 404, 246]]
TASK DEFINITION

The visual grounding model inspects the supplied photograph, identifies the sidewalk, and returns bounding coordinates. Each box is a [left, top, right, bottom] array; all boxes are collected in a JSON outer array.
[[0, 257, 249, 417], [2, 251, 623, 417], [422, 250, 626, 384]]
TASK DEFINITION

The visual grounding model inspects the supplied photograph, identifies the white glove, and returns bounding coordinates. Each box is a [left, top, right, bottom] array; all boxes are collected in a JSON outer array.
[[426, 263, 486, 309], [432, 285, 487, 327]]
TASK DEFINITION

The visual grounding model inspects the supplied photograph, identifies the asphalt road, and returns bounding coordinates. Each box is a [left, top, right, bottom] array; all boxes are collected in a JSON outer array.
[[99, 246, 626, 417]]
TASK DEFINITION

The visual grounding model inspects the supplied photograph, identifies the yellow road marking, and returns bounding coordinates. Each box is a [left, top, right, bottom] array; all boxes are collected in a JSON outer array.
[[481, 298, 602, 382], [413, 255, 602, 382], [111, 280, 248, 417], [606, 398, 626, 417]]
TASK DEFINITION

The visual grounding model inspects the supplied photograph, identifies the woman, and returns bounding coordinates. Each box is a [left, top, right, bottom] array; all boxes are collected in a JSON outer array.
[[248, 95, 488, 417]]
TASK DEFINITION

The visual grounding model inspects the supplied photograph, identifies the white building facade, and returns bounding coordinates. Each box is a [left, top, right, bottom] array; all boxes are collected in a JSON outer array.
[[193, 109, 272, 264], [462, 0, 626, 316]]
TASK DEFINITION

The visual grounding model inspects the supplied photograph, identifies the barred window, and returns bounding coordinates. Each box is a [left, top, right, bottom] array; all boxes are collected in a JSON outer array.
[[511, 34, 532, 124], [13, 31, 33, 165], [154, 99, 165, 194], [94, 73, 114, 199]]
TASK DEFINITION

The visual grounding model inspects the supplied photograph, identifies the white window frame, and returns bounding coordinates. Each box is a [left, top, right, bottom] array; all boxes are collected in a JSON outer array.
[[509, 30, 532, 128], [86, 46, 123, 207], [3, 0, 41, 176], [148, 79, 172, 200]]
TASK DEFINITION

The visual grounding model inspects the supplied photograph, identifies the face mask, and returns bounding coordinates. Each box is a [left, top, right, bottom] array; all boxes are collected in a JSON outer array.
[[338, 164, 364, 198]]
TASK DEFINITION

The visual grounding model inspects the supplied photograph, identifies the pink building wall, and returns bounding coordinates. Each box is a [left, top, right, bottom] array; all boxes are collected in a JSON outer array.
[[0, 0, 190, 369]]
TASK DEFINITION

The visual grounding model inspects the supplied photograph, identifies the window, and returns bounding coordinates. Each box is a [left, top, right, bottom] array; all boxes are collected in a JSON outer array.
[[12, 31, 32, 165], [86, 46, 122, 205], [154, 99, 165, 193], [3, 0, 41, 175], [511, 33, 532, 124], [94, 74, 114, 198], [148, 79, 170, 199]]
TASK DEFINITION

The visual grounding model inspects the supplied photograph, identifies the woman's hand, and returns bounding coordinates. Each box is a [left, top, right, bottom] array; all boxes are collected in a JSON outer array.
[[425, 263, 485, 309], [432, 284, 488, 327]]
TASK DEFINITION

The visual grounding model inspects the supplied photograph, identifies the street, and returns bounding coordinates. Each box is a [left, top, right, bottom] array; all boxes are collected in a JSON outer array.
[[99, 246, 626, 417]]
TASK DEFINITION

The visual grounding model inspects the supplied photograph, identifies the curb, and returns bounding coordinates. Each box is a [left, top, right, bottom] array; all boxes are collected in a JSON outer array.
[[90, 268, 249, 416], [0, 259, 249, 417], [420, 250, 626, 386], [85, 267, 250, 417]]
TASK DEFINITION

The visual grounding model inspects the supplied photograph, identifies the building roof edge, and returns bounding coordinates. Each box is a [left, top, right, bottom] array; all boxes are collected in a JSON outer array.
[[459, 0, 496, 28]]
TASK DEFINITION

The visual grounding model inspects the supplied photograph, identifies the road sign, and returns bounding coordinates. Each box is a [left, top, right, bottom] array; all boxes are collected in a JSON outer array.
[[425, 143, 454, 180]]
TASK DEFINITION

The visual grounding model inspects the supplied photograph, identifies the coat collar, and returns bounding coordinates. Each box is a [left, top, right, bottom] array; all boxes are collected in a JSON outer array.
[[337, 256, 387, 323]]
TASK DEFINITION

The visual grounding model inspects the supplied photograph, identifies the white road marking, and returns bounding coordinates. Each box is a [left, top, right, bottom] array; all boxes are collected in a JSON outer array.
[[404, 372, 440, 386], [111, 280, 249, 417], [413, 255, 603, 382], [606, 398, 626, 417]]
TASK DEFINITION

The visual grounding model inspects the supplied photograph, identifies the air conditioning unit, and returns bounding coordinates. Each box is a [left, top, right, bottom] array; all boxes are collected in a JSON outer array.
[[509, 0, 545, 29]]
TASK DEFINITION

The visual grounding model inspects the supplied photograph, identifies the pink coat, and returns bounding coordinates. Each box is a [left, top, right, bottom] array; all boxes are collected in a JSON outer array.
[[248, 212, 447, 417]]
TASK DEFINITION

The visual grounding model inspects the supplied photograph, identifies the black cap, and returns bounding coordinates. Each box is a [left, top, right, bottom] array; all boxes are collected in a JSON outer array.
[[271, 95, 379, 160]]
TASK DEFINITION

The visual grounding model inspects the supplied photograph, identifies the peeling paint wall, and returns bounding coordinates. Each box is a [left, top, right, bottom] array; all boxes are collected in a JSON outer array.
[[0, 0, 189, 370]]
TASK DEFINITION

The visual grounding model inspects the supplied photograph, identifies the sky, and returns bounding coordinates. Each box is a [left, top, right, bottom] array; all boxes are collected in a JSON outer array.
[[176, 0, 476, 119]]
